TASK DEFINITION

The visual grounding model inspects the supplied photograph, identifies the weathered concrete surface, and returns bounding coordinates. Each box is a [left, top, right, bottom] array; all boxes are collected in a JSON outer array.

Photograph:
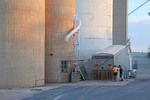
[[75, 0, 113, 60], [113, 0, 128, 45], [45, 0, 75, 83], [0, 0, 45, 88]]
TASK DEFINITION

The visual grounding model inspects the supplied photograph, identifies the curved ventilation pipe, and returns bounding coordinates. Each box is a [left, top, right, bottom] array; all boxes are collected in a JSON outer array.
[[65, 15, 81, 42]]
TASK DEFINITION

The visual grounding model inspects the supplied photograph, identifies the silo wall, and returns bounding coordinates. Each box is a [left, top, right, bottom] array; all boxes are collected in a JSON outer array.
[[0, 0, 45, 88], [113, 0, 128, 45], [76, 0, 113, 60], [45, 0, 75, 83]]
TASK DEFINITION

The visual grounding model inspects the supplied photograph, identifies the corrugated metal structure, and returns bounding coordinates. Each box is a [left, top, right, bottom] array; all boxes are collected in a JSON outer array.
[[92, 45, 130, 70], [45, 0, 75, 83], [75, 0, 113, 60], [92, 45, 130, 80], [0, 0, 45, 88], [113, 0, 128, 45]]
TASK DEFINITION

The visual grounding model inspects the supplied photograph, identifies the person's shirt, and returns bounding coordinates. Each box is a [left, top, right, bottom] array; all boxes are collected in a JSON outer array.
[[113, 67, 119, 73], [120, 67, 123, 73]]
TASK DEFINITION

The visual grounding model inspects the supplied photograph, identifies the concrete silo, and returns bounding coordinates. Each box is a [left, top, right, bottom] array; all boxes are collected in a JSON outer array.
[[75, 0, 113, 60], [113, 0, 128, 45], [0, 0, 45, 88], [45, 0, 75, 83]]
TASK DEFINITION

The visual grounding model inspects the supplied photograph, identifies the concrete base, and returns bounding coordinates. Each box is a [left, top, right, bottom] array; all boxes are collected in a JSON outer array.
[[71, 72, 80, 82]]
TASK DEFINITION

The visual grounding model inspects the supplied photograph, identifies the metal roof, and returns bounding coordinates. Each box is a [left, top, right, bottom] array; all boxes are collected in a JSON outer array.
[[93, 45, 126, 56]]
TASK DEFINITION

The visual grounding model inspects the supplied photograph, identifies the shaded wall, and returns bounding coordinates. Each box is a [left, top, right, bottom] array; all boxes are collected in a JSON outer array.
[[113, 0, 128, 45], [45, 0, 75, 83], [0, 0, 45, 88]]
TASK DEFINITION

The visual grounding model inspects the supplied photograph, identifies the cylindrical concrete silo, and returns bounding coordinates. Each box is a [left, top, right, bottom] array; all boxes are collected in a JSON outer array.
[[0, 0, 45, 88], [76, 0, 113, 60], [45, 0, 75, 83]]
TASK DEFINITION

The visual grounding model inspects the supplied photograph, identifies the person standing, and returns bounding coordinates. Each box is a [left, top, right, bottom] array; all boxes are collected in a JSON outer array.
[[112, 65, 119, 82], [119, 65, 123, 81]]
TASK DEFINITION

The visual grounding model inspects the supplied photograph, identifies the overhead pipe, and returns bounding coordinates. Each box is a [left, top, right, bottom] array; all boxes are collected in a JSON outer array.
[[65, 19, 81, 42]]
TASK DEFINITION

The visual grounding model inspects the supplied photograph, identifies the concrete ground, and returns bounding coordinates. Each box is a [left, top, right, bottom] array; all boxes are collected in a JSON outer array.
[[0, 78, 136, 100], [0, 66, 150, 100]]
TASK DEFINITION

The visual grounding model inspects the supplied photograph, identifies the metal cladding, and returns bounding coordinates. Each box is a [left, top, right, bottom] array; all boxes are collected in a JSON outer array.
[[0, 0, 45, 88], [113, 0, 128, 45], [45, 0, 75, 83], [76, 0, 113, 60]]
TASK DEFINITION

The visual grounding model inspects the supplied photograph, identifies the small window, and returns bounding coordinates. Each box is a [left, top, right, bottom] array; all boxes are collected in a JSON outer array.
[[61, 61, 68, 72]]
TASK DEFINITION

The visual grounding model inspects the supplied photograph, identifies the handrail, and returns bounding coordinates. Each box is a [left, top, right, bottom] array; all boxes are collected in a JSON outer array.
[[65, 20, 81, 42]]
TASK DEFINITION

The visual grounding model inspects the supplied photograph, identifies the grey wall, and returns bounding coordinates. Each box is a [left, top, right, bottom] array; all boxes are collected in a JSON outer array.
[[114, 47, 130, 70], [113, 0, 128, 45], [132, 52, 150, 68]]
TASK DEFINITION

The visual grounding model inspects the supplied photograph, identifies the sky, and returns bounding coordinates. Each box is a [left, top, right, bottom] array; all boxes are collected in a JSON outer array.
[[128, 0, 150, 52]]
